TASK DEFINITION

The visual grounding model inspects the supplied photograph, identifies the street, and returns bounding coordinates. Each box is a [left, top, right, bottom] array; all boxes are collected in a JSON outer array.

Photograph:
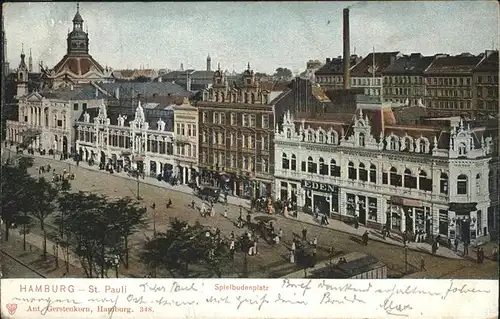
[[5, 151, 499, 279], [0, 251, 45, 278]]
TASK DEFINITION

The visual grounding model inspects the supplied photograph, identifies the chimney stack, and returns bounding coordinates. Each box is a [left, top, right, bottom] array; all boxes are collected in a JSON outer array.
[[343, 8, 351, 89]]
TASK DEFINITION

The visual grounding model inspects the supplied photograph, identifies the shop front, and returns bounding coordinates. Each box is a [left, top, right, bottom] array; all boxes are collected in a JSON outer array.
[[448, 202, 478, 244], [301, 180, 339, 216]]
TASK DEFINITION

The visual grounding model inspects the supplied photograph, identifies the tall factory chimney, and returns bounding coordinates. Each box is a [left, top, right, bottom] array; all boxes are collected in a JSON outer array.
[[343, 8, 350, 89]]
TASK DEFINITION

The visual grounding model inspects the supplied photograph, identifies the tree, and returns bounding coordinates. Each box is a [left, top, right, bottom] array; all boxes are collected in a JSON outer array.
[[106, 197, 147, 269], [273, 67, 293, 80], [27, 177, 58, 260], [199, 234, 231, 278], [0, 162, 34, 241], [296, 245, 317, 278]]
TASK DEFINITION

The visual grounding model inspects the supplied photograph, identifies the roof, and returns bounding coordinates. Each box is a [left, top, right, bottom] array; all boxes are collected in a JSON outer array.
[[315, 56, 360, 76], [474, 50, 499, 72], [52, 55, 105, 75], [424, 55, 482, 74], [383, 53, 435, 74], [38, 83, 108, 100], [98, 82, 192, 98], [161, 70, 214, 81], [351, 52, 400, 77]]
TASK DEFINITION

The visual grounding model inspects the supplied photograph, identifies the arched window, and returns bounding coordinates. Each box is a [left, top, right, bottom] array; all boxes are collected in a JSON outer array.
[[389, 167, 400, 186], [404, 168, 416, 188], [44, 108, 49, 127], [369, 164, 377, 183], [440, 173, 448, 194], [282, 153, 289, 169], [318, 131, 325, 143], [348, 161, 357, 180], [329, 132, 337, 144], [419, 139, 427, 153], [359, 163, 367, 181], [330, 159, 340, 177], [419, 170, 432, 191], [390, 137, 399, 151], [319, 157, 328, 175], [307, 131, 314, 142], [476, 173, 481, 194], [307, 156, 317, 173], [291, 154, 297, 170], [358, 133, 365, 147], [458, 143, 467, 156], [457, 174, 468, 195]]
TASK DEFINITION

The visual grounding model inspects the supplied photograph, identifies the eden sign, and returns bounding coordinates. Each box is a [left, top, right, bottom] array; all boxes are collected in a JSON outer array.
[[301, 180, 339, 194]]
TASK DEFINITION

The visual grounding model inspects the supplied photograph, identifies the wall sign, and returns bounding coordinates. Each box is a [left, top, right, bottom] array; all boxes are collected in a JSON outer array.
[[301, 180, 338, 194]]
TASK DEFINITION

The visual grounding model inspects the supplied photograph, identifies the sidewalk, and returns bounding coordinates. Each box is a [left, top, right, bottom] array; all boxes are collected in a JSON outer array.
[[4, 147, 465, 261]]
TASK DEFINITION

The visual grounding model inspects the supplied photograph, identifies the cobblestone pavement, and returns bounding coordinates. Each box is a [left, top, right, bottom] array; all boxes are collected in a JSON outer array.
[[4, 150, 498, 279]]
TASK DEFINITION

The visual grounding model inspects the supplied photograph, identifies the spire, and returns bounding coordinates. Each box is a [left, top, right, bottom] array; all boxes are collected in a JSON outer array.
[[247, 62, 251, 70], [217, 63, 221, 71]]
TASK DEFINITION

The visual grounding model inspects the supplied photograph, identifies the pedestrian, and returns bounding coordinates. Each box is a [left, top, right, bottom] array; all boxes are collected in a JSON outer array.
[[402, 231, 407, 246], [191, 200, 195, 209], [289, 250, 295, 263], [476, 247, 481, 264], [291, 240, 296, 253], [479, 247, 484, 264], [312, 236, 318, 248], [215, 227, 221, 239], [354, 215, 359, 229], [454, 238, 459, 253], [246, 213, 251, 228], [210, 205, 215, 217], [152, 202, 156, 210], [464, 241, 469, 256], [230, 231, 235, 240], [432, 241, 438, 255], [278, 228, 283, 239], [362, 231, 369, 246], [223, 209, 228, 218], [302, 228, 307, 241], [382, 225, 386, 240], [420, 257, 426, 271]]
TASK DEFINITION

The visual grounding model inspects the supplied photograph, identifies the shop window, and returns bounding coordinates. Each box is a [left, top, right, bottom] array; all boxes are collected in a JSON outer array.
[[346, 194, 356, 216], [389, 167, 401, 186], [348, 161, 357, 180], [457, 174, 468, 195], [404, 168, 416, 189], [369, 164, 377, 183], [438, 210, 448, 236], [307, 156, 317, 174], [282, 153, 289, 169], [440, 173, 449, 194], [359, 163, 368, 181], [319, 157, 328, 175], [291, 154, 297, 170], [476, 210, 482, 236]]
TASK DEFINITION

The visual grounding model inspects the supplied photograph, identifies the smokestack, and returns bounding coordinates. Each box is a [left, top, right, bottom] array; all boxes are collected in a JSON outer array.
[[343, 8, 350, 89]]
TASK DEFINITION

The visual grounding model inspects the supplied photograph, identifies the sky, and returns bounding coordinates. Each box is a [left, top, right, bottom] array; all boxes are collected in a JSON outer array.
[[3, 1, 499, 74]]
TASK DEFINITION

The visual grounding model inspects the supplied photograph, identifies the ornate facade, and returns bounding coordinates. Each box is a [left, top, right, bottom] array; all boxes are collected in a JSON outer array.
[[275, 109, 498, 244], [173, 98, 199, 185], [198, 64, 275, 198]]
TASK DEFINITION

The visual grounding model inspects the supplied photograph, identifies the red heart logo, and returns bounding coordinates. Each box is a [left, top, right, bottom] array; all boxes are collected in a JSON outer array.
[[6, 303, 17, 315]]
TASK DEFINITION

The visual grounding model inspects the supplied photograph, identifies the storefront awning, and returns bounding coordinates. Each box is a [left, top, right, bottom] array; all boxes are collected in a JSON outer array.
[[19, 129, 42, 137], [390, 196, 422, 207]]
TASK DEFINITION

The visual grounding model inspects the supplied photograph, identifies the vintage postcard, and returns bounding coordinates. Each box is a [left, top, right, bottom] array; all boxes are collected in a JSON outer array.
[[1, 1, 498, 318]]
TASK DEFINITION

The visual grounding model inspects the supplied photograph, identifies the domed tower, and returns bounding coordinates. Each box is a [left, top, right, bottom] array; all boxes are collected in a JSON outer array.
[[66, 3, 89, 55], [16, 45, 29, 98]]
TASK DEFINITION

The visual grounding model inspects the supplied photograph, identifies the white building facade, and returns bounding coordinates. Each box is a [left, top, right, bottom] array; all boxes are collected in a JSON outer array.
[[6, 91, 103, 155], [75, 101, 176, 176], [173, 98, 199, 185], [274, 110, 497, 244]]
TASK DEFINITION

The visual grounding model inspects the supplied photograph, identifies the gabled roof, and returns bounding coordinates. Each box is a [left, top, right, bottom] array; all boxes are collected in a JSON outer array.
[[383, 54, 435, 75], [98, 82, 192, 98], [424, 54, 482, 74], [38, 83, 108, 100], [52, 55, 105, 76], [315, 56, 361, 76], [351, 52, 400, 77]]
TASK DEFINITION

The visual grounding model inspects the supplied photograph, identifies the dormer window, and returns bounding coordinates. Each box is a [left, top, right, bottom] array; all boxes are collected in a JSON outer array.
[[307, 131, 314, 142], [458, 143, 467, 156], [419, 140, 426, 153], [358, 133, 365, 147], [390, 137, 398, 151]]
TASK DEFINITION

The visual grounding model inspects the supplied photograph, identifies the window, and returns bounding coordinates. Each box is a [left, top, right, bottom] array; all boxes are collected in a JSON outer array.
[[476, 173, 481, 195], [419, 170, 432, 191], [82, 103, 87, 111], [218, 133, 223, 145], [318, 132, 325, 143], [202, 131, 207, 143], [489, 171, 495, 192], [404, 168, 416, 189], [73, 103, 79, 111], [390, 137, 398, 151], [440, 173, 448, 194], [188, 125, 192, 136], [261, 158, 268, 173], [307, 156, 317, 174], [243, 156, 248, 170], [202, 112, 208, 123], [57, 120, 63, 127], [249, 114, 256, 127], [457, 174, 468, 195], [419, 140, 427, 153], [369, 164, 377, 183], [348, 161, 357, 180], [242, 114, 249, 127], [368, 197, 377, 221], [213, 112, 219, 124], [181, 124, 185, 135], [390, 167, 401, 186], [24, 116, 28, 122], [458, 143, 467, 156], [307, 131, 314, 142], [330, 159, 340, 177], [212, 132, 217, 144], [282, 153, 289, 169], [358, 133, 365, 147], [286, 129, 292, 139], [262, 115, 269, 128], [231, 113, 237, 125], [319, 158, 328, 175], [359, 163, 367, 181]]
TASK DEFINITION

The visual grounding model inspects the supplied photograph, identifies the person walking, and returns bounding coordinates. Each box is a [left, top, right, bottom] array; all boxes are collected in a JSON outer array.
[[289, 250, 295, 263], [464, 241, 469, 256], [382, 225, 387, 240], [223, 208, 228, 218], [362, 231, 369, 246], [302, 228, 307, 241], [312, 236, 318, 248], [420, 256, 426, 271], [291, 240, 296, 253], [201, 202, 206, 216], [246, 213, 251, 229], [454, 238, 459, 253], [191, 200, 196, 209], [354, 215, 359, 229], [278, 228, 283, 239], [210, 204, 215, 217]]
